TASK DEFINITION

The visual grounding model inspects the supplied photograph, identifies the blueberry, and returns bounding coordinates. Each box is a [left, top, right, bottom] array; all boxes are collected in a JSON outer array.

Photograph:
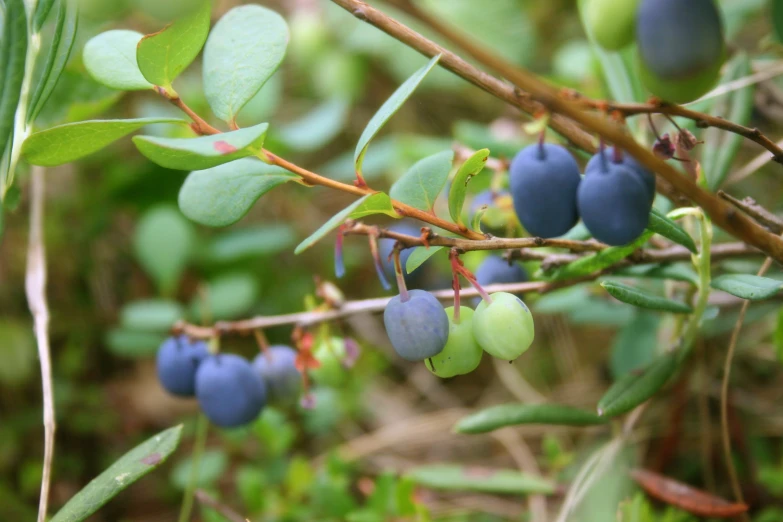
[[426, 306, 483, 378], [252, 345, 301, 403], [383, 289, 449, 361], [509, 143, 581, 238], [578, 155, 652, 246], [195, 354, 267, 428], [156, 335, 210, 397], [379, 222, 421, 280], [472, 292, 535, 361], [586, 147, 656, 204]]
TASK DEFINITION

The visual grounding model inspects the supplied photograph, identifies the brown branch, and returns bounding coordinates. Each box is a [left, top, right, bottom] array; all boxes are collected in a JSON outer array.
[[718, 190, 783, 235], [330, 0, 783, 264]]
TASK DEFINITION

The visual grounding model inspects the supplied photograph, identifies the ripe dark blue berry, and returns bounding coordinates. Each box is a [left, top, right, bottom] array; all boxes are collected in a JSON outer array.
[[252, 345, 301, 403], [578, 154, 652, 246], [509, 143, 581, 238], [586, 147, 655, 204], [196, 354, 267, 428], [156, 335, 210, 397], [475, 255, 528, 286], [383, 289, 449, 361]]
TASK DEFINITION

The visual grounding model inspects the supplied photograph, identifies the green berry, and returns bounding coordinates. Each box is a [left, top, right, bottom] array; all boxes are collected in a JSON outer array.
[[585, 0, 639, 51], [472, 292, 535, 361], [425, 307, 483, 378]]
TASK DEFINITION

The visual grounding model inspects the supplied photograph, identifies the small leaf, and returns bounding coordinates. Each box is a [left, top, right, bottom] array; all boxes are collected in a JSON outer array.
[[136, 0, 212, 89], [390, 150, 454, 212], [277, 98, 349, 152], [348, 192, 400, 219], [133, 122, 268, 170], [295, 196, 370, 254], [601, 281, 693, 314], [0, 0, 28, 155], [711, 274, 782, 301], [205, 225, 295, 263], [449, 148, 489, 225], [598, 352, 678, 417], [615, 264, 699, 286], [406, 465, 555, 495], [191, 272, 259, 321], [170, 450, 228, 490], [119, 299, 184, 332], [105, 329, 167, 358], [647, 208, 697, 253], [203, 5, 289, 123], [178, 158, 296, 227], [455, 404, 607, 434], [22, 118, 187, 166], [83, 30, 153, 90], [133, 205, 194, 295], [548, 231, 653, 281], [354, 55, 440, 176], [50, 425, 183, 522], [405, 246, 444, 274]]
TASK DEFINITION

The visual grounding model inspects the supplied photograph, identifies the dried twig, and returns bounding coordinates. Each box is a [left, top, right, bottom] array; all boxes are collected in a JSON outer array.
[[718, 190, 783, 235]]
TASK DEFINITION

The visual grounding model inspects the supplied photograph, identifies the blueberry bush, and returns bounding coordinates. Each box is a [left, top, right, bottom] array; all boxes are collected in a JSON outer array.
[[3, 0, 783, 520]]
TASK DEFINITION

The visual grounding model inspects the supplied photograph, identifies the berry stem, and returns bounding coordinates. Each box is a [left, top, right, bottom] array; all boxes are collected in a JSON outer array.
[[393, 248, 410, 302], [334, 226, 346, 279], [368, 232, 392, 290], [448, 249, 462, 323], [450, 249, 492, 304], [253, 329, 269, 355]]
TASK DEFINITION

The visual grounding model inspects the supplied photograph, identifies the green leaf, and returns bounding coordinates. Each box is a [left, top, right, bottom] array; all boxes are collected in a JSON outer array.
[[647, 208, 697, 253], [703, 54, 754, 191], [354, 55, 440, 176], [277, 98, 349, 152], [449, 148, 489, 225], [136, 0, 211, 89], [178, 158, 296, 227], [615, 264, 699, 286], [597, 352, 678, 417], [295, 196, 370, 254], [348, 192, 400, 219], [83, 30, 152, 90], [50, 425, 183, 522], [133, 122, 268, 170], [548, 231, 653, 281], [28, 0, 80, 124], [610, 312, 661, 379], [22, 118, 186, 166], [601, 281, 693, 314], [133, 205, 194, 295], [0, 0, 28, 155], [119, 299, 184, 332], [191, 272, 259, 321], [389, 150, 454, 212], [406, 465, 555, 495], [455, 404, 607, 434], [405, 245, 444, 274], [205, 225, 296, 263], [170, 450, 228, 490], [203, 5, 289, 123], [105, 329, 166, 358], [34, 0, 57, 31], [711, 274, 783, 301]]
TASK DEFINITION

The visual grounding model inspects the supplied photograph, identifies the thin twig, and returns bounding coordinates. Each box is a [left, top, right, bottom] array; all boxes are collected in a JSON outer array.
[[27, 166, 55, 522], [718, 190, 783, 234], [726, 138, 783, 185], [194, 490, 247, 522]]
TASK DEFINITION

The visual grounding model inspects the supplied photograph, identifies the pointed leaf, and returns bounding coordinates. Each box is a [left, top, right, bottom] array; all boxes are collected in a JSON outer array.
[[407, 465, 555, 495], [295, 196, 370, 254], [455, 404, 607, 434], [277, 98, 349, 152], [348, 192, 400, 219], [548, 231, 653, 281], [178, 158, 296, 227], [601, 281, 693, 314], [120, 299, 184, 332], [598, 352, 678, 417], [83, 30, 152, 90], [711, 274, 783, 301], [137, 0, 211, 89], [22, 118, 187, 166], [50, 425, 183, 522], [133, 123, 268, 170], [647, 208, 697, 253], [390, 150, 454, 212], [610, 312, 661, 379], [449, 148, 489, 225], [0, 0, 28, 154], [133, 206, 194, 295], [405, 245, 444, 274], [34, 0, 57, 31], [354, 55, 440, 176], [203, 5, 289, 123]]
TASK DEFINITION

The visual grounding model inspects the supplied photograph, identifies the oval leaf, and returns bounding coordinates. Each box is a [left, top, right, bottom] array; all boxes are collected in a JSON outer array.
[[22, 118, 187, 166], [405, 245, 444, 274], [50, 425, 183, 522], [407, 465, 555, 495], [203, 5, 289, 123], [610, 312, 661, 379], [348, 192, 400, 219], [133, 206, 195, 295], [277, 98, 349, 152], [206, 225, 295, 262], [711, 274, 783, 301], [133, 122, 268, 170], [598, 352, 678, 417], [137, 0, 211, 89], [295, 196, 370, 254], [105, 328, 166, 358], [390, 150, 454, 212], [354, 54, 440, 176], [0, 0, 28, 154], [449, 148, 489, 225], [83, 30, 152, 90], [120, 299, 185, 332], [191, 272, 259, 321], [601, 281, 693, 314], [455, 404, 607, 434], [178, 158, 296, 227], [615, 264, 699, 286], [648, 208, 697, 253]]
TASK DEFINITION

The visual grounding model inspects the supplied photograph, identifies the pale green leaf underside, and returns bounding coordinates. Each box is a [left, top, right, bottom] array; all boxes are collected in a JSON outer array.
[[295, 196, 370, 254], [133, 206, 194, 294], [83, 30, 152, 90], [407, 465, 555, 495], [406, 245, 444, 274], [597, 352, 677, 417], [348, 192, 400, 219], [133, 122, 268, 170], [277, 98, 349, 152], [22, 118, 187, 166], [711, 274, 783, 301], [178, 158, 296, 227], [389, 150, 454, 211], [449, 148, 489, 225], [601, 281, 693, 314], [647, 208, 697, 253], [455, 404, 606, 434]]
